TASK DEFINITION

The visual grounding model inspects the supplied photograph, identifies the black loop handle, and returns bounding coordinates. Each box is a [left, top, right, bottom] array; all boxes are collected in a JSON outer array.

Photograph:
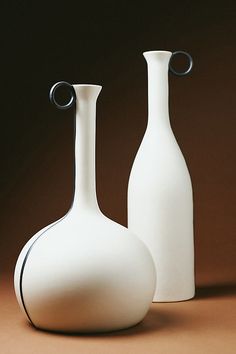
[[49, 81, 76, 110], [169, 51, 193, 76]]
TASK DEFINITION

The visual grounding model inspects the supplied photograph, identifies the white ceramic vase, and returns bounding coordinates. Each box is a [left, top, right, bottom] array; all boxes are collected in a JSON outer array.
[[128, 51, 195, 302], [14, 83, 156, 333]]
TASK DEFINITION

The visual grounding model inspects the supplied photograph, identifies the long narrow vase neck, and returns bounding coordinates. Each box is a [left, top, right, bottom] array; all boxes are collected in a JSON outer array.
[[144, 51, 172, 129], [71, 85, 102, 214]]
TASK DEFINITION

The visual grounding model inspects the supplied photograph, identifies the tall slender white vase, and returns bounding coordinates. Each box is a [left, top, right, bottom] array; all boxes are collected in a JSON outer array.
[[128, 51, 195, 302], [14, 82, 156, 333]]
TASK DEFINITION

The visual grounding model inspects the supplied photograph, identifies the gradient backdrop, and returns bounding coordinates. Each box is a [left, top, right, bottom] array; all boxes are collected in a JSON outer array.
[[1, 1, 236, 288]]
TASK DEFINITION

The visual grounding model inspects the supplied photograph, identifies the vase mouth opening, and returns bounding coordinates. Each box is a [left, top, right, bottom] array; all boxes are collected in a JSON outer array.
[[143, 50, 172, 55], [73, 84, 102, 89]]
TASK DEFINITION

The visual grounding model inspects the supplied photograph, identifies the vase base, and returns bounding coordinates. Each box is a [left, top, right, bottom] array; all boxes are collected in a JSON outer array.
[[32, 318, 144, 334], [153, 292, 195, 303]]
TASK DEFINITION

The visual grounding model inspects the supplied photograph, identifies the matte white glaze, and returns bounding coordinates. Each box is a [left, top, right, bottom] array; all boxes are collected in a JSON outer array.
[[14, 84, 156, 332]]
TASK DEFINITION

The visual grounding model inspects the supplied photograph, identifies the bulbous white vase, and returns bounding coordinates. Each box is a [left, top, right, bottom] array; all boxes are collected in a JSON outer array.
[[14, 83, 156, 333], [128, 51, 195, 302]]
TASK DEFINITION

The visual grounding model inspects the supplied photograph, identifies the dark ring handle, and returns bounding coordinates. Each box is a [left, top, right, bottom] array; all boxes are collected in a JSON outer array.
[[49, 81, 76, 109], [169, 51, 193, 76]]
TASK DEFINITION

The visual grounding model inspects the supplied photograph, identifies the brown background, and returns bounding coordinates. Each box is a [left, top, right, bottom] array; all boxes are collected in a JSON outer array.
[[1, 1, 236, 353]]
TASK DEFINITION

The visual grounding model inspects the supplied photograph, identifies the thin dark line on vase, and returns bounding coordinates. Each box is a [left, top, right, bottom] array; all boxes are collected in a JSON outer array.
[[19, 215, 68, 325]]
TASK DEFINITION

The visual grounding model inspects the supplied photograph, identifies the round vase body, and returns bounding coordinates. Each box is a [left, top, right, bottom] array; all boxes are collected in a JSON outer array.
[[15, 211, 155, 332]]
